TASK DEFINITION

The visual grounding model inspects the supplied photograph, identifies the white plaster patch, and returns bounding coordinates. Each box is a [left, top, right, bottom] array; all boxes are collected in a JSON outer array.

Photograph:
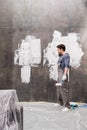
[[21, 66, 31, 83], [14, 35, 41, 84], [30, 39, 41, 65], [43, 30, 84, 81]]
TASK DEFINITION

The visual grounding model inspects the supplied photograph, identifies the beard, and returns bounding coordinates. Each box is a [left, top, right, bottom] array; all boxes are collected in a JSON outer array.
[[58, 53, 62, 57]]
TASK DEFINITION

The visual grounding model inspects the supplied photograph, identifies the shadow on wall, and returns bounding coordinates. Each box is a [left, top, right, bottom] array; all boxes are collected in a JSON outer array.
[[84, 0, 87, 7], [69, 67, 87, 103]]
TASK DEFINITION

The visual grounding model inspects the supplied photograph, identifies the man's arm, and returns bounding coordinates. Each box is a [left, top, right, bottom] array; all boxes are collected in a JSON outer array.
[[64, 67, 69, 75], [62, 56, 70, 81]]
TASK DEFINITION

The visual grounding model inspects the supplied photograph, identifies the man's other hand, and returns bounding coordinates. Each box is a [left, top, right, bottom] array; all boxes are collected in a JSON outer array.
[[62, 74, 67, 81]]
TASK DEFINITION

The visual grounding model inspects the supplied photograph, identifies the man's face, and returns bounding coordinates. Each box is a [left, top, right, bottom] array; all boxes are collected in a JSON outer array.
[[57, 48, 62, 56]]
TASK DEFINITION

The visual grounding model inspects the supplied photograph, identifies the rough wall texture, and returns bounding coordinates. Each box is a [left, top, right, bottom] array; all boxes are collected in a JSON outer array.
[[0, 0, 87, 102]]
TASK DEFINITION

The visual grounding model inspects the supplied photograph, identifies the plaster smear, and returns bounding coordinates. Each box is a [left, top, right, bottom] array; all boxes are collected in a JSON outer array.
[[21, 66, 31, 83], [43, 31, 84, 81], [14, 35, 41, 83]]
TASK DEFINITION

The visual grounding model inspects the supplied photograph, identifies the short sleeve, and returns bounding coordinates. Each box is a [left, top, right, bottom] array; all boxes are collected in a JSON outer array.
[[64, 56, 70, 68]]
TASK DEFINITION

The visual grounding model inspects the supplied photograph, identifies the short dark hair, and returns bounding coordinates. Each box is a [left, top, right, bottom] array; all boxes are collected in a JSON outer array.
[[56, 44, 66, 51]]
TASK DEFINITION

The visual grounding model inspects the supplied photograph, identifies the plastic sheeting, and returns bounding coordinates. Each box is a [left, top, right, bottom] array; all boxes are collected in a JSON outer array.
[[0, 90, 22, 130], [22, 102, 87, 130]]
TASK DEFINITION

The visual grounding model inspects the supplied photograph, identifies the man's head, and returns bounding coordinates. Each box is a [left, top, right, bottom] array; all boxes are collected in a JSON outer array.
[[56, 44, 66, 56]]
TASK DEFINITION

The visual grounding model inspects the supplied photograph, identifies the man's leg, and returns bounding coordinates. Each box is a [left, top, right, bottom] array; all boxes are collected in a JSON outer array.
[[56, 86, 63, 106], [60, 82, 71, 109]]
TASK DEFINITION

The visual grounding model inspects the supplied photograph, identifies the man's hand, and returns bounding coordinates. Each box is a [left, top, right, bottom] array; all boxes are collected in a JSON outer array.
[[62, 74, 67, 81]]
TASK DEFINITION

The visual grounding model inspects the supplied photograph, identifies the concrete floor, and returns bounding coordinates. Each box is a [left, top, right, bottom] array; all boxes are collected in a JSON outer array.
[[19, 102, 87, 130]]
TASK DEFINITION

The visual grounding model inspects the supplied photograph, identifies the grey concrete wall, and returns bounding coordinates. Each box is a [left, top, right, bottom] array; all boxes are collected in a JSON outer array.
[[0, 0, 87, 102]]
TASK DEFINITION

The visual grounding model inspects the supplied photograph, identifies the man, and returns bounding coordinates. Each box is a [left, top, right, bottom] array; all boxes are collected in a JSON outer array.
[[56, 44, 71, 112]]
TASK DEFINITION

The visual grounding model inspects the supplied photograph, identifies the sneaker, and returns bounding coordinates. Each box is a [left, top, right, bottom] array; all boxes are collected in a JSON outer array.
[[62, 107, 70, 112]]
